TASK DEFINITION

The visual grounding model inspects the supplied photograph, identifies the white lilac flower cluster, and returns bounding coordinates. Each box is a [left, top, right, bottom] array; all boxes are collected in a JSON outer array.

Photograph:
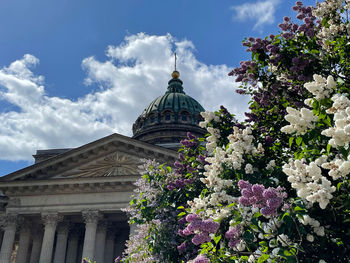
[[282, 159, 336, 209], [199, 111, 220, 128], [199, 111, 222, 153], [281, 107, 318, 135], [304, 74, 336, 100], [123, 159, 164, 221], [299, 214, 325, 238], [321, 156, 350, 180], [322, 94, 350, 148], [122, 222, 159, 263], [266, 160, 276, 171], [226, 127, 264, 170], [190, 125, 263, 221], [313, 0, 350, 47]]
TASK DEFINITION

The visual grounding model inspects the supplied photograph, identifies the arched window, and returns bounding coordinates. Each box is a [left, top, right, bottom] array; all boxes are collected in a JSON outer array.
[[180, 111, 190, 123], [162, 110, 173, 122]]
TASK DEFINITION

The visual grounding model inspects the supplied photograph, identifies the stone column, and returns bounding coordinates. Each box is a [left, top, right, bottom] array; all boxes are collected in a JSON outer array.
[[104, 226, 115, 263], [53, 222, 69, 263], [0, 214, 17, 263], [38, 213, 63, 263], [65, 226, 80, 263], [94, 220, 107, 263], [81, 210, 100, 261], [29, 227, 43, 263], [15, 218, 31, 263]]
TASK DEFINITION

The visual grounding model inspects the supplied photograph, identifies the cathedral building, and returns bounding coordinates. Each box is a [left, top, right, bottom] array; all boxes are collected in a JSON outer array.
[[0, 70, 206, 263]]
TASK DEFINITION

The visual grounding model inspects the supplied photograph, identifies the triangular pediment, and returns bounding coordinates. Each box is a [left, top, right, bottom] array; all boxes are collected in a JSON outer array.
[[57, 152, 142, 179], [0, 133, 177, 182]]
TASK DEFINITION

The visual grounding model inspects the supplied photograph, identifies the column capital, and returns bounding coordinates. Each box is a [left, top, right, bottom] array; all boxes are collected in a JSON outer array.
[[82, 210, 101, 224], [0, 213, 18, 229], [41, 212, 63, 226]]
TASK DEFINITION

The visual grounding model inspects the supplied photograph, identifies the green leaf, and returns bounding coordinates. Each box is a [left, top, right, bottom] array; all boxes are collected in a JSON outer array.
[[327, 144, 331, 154], [178, 212, 186, 217], [293, 206, 305, 212], [289, 137, 294, 147], [257, 254, 269, 263], [337, 182, 342, 191], [296, 137, 302, 146], [213, 234, 221, 244], [201, 189, 208, 199]]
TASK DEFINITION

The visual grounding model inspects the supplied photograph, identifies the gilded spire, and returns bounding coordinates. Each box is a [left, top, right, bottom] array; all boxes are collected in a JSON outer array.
[[171, 52, 180, 79]]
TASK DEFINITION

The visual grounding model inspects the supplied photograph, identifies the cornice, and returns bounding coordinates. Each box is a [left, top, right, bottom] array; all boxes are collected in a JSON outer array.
[[0, 176, 138, 196]]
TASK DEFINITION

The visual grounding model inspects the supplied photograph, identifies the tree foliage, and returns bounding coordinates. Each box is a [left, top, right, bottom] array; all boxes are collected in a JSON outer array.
[[117, 1, 350, 262]]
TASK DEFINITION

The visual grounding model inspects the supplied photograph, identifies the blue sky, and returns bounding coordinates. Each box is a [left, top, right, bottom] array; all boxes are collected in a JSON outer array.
[[0, 0, 317, 176]]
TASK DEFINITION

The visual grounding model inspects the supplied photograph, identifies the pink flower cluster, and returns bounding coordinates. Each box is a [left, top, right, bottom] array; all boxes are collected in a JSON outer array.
[[238, 180, 287, 217], [225, 225, 241, 248], [178, 214, 220, 246]]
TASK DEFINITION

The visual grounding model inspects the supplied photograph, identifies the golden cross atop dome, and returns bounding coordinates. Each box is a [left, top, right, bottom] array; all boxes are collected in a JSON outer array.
[[172, 52, 180, 79]]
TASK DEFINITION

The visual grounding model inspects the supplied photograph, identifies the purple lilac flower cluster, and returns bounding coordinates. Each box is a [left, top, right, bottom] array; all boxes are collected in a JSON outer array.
[[167, 132, 198, 190], [193, 254, 210, 263], [278, 2, 317, 39], [178, 214, 220, 246], [238, 180, 287, 217], [229, 59, 258, 86], [180, 132, 197, 148], [225, 225, 242, 248]]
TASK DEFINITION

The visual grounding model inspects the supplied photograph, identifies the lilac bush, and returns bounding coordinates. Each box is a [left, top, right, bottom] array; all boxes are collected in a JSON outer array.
[[117, 1, 350, 262]]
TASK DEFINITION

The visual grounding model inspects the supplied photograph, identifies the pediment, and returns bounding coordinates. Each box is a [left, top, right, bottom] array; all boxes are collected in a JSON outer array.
[[0, 133, 177, 182], [57, 152, 141, 179]]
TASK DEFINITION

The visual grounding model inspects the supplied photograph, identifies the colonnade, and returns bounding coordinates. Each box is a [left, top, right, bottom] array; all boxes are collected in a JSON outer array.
[[0, 211, 128, 263]]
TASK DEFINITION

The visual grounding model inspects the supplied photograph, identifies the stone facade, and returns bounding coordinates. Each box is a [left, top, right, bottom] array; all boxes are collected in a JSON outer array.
[[0, 133, 177, 263]]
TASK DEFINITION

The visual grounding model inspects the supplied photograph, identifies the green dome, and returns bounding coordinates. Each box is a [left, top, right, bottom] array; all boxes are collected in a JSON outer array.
[[144, 78, 205, 116], [132, 71, 206, 147]]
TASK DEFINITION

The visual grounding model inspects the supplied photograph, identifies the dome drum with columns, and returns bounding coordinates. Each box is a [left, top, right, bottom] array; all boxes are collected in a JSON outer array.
[[132, 71, 206, 148]]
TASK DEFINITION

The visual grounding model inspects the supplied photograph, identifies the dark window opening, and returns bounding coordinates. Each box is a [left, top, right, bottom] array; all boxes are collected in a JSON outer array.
[[165, 115, 171, 120], [182, 115, 187, 121]]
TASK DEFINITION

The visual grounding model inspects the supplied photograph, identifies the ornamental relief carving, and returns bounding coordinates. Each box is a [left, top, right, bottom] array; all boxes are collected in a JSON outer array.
[[41, 213, 63, 226], [64, 153, 141, 178], [82, 210, 101, 224], [0, 213, 17, 228]]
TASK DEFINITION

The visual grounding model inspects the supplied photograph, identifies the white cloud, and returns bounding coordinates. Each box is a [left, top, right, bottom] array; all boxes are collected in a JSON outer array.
[[0, 33, 249, 161], [231, 0, 280, 31]]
